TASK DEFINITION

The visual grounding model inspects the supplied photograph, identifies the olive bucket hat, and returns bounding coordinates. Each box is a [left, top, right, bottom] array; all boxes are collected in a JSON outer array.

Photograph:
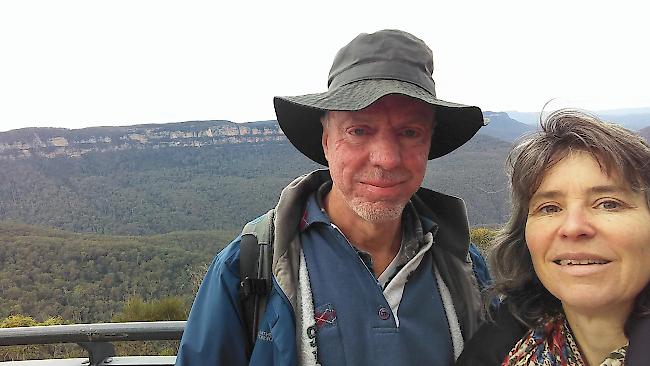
[[273, 29, 485, 166]]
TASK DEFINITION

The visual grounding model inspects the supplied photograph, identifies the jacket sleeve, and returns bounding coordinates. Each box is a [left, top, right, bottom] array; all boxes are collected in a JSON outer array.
[[176, 237, 249, 366]]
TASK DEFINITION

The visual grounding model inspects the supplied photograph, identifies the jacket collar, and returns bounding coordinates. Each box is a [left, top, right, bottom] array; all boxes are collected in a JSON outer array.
[[270, 169, 472, 310], [412, 187, 471, 261]]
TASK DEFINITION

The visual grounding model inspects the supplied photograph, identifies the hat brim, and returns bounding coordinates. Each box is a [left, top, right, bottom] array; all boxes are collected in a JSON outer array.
[[274, 79, 484, 166]]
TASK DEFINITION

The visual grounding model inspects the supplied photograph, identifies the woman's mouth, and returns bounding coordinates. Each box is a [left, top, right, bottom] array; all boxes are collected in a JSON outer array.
[[553, 259, 611, 265]]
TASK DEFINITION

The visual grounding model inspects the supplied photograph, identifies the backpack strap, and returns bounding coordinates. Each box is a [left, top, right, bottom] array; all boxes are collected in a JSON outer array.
[[239, 209, 275, 358]]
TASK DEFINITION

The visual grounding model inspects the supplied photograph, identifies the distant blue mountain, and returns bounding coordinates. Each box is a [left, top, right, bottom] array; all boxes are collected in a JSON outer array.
[[478, 112, 534, 142], [504, 111, 540, 125], [597, 107, 650, 114], [505, 108, 650, 131], [598, 113, 650, 131], [639, 126, 650, 141]]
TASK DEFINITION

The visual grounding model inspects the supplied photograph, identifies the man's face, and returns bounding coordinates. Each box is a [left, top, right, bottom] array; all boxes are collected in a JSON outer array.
[[322, 94, 434, 223]]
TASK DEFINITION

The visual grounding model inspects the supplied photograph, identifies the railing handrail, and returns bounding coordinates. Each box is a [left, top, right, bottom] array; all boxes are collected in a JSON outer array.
[[0, 321, 185, 346]]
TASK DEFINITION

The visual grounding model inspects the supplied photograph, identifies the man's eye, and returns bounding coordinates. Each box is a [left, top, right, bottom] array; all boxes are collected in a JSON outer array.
[[401, 129, 419, 138], [350, 128, 366, 136]]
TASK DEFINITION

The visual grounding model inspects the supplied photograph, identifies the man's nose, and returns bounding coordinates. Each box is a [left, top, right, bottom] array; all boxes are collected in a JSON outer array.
[[368, 134, 402, 169], [558, 207, 596, 240]]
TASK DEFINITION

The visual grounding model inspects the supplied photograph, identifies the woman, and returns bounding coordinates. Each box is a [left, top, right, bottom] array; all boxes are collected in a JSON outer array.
[[457, 110, 650, 366]]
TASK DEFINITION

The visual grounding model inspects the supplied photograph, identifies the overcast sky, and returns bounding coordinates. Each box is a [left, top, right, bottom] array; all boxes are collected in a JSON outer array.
[[1, 0, 648, 132]]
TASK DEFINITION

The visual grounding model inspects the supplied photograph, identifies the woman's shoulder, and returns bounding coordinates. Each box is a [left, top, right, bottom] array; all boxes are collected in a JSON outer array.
[[455, 303, 528, 366], [626, 315, 650, 366]]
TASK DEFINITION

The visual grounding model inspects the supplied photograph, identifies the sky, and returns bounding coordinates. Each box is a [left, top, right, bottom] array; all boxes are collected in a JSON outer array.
[[1, 0, 649, 132]]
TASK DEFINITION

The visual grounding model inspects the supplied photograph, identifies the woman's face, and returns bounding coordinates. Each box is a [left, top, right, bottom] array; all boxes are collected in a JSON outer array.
[[525, 151, 650, 316]]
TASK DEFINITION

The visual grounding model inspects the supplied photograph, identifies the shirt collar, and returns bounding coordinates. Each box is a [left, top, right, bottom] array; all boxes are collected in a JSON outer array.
[[299, 181, 332, 231], [400, 201, 431, 263]]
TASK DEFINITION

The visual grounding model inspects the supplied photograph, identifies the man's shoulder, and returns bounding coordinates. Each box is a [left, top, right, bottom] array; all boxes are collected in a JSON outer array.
[[211, 234, 244, 274], [414, 187, 471, 261], [242, 209, 275, 238], [415, 187, 467, 210], [215, 209, 275, 263], [413, 186, 469, 231]]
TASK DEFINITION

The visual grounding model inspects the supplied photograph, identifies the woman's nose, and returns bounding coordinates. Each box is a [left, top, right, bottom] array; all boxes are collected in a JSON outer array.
[[557, 207, 596, 240]]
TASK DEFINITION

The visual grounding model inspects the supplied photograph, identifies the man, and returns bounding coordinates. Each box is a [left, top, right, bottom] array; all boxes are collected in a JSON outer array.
[[176, 29, 488, 366]]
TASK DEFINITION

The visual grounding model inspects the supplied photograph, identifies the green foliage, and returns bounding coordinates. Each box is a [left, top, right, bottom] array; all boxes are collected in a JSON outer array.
[[113, 296, 188, 322], [470, 226, 498, 254], [111, 296, 186, 359], [40, 317, 66, 326], [0, 221, 234, 322], [0, 143, 319, 235], [0, 315, 77, 362], [3, 315, 37, 328], [1, 314, 65, 328], [0, 136, 511, 235]]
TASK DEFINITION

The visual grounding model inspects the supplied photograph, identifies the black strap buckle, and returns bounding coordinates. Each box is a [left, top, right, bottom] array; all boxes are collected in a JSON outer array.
[[240, 277, 268, 298]]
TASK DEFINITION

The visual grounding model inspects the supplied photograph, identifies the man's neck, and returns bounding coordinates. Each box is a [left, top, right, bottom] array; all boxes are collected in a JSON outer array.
[[323, 188, 402, 276], [563, 303, 630, 366]]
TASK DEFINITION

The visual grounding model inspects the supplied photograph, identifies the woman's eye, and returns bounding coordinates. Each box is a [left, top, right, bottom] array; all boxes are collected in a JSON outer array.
[[597, 200, 623, 210], [539, 205, 561, 214]]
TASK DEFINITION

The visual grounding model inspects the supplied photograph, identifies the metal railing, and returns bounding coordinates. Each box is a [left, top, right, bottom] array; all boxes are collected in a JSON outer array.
[[0, 321, 185, 366]]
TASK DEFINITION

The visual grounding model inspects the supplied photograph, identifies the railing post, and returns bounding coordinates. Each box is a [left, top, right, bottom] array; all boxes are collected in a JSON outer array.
[[78, 341, 115, 365]]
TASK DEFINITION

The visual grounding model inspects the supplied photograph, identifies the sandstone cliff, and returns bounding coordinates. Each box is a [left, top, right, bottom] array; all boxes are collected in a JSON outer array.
[[0, 120, 285, 160]]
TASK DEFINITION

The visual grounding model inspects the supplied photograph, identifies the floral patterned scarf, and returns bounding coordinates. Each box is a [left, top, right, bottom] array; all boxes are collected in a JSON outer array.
[[502, 315, 627, 366]]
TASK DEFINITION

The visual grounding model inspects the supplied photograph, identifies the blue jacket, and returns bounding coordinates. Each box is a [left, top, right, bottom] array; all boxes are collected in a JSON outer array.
[[176, 170, 490, 366]]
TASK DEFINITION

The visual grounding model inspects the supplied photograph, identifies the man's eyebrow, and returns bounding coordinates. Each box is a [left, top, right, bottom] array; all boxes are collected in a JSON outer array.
[[340, 111, 376, 124], [350, 115, 376, 123]]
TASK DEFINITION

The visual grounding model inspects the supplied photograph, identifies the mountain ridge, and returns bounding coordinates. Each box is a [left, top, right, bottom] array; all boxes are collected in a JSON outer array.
[[0, 120, 284, 160], [481, 111, 534, 141], [639, 126, 650, 141], [1, 111, 531, 160]]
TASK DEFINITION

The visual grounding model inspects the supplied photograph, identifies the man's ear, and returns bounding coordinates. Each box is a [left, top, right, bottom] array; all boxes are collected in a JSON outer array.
[[321, 126, 329, 163], [321, 113, 330, 163]]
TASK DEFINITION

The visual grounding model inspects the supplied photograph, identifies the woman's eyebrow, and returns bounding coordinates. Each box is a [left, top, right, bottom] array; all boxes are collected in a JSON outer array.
[[530, 190, 561, 202], [588, 185, 629, 195], [531, 185, 628, 201]]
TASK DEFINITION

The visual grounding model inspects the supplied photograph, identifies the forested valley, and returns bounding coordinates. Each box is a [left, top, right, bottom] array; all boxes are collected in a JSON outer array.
[[0, 119, 516, 360]]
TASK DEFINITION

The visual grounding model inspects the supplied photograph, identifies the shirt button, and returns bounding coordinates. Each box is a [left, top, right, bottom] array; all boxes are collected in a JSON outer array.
[[378, 307, 391, 320]]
